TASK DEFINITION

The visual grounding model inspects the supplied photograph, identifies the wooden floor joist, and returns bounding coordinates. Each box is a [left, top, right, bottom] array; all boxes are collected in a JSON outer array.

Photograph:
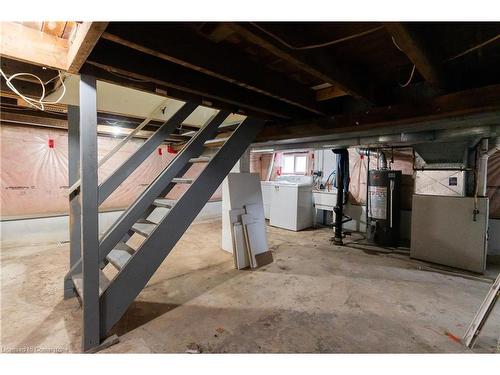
[[226, 22, 373, 102], [385, 22, 446, 89], [102, 23, 324, 116], [84, 39, 314, 120], [257, 84, 500, 142]]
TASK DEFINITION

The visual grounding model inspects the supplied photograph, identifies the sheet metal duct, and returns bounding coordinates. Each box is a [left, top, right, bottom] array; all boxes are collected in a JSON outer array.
[[413, 141, 470, 164], [251, 125, 500, 152]]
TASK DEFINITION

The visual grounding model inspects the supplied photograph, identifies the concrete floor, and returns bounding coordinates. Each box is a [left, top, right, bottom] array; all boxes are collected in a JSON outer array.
[[1, 219, 499, 353]]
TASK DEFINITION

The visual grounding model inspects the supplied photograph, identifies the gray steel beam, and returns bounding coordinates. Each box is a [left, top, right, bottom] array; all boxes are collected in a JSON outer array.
[[99, 117, 264, 336], [64, 105, 82, 299], [79, 75, 100, 352], [98, 101, 198, 204], [98, 110, 230, 263]]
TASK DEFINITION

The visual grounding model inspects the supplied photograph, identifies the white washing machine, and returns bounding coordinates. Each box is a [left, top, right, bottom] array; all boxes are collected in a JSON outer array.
[[269, 175, 314, 231]]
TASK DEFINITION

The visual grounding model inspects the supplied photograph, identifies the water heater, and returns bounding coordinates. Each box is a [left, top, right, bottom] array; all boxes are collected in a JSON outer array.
[[367, 170, 402, 246]]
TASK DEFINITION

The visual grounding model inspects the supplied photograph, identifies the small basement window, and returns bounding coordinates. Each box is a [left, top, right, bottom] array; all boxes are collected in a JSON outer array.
[[282, 153, 308, 174]]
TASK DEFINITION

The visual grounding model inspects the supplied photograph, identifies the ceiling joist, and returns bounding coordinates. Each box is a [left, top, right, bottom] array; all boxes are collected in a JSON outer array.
[[66, 22, 108, 73], [385, 23, 446, 90], [257, 84, 500, 142], [102, 23, 324, 116], [85, 39, 315, 120], [226, 22, 373, 102], [315, 85, 347, 101]]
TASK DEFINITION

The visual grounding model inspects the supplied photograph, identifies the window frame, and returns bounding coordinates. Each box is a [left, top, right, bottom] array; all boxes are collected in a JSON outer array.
[[281, 152, 309, 175]]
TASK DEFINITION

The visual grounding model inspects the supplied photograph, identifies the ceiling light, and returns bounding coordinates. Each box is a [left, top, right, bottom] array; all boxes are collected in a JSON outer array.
[[112, 126, 122, 136]]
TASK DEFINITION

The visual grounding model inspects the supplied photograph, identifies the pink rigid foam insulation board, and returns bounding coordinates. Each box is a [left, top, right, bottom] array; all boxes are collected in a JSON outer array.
[[0, 124, 221, 218]]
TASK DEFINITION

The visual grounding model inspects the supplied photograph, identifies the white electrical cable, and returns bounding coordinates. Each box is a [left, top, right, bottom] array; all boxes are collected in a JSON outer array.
[[251, 23, 385, 51], [446, 33, 500, 61], [0, 69, 66, 111], [391, 36, 404, 52], [399, 64, 416, 88], [391, 36, 416, 87]]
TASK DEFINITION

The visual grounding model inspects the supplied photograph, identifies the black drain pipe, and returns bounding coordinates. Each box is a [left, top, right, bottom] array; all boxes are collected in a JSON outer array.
[[332, 148, 349, 245], [366, 151, 370, 234]]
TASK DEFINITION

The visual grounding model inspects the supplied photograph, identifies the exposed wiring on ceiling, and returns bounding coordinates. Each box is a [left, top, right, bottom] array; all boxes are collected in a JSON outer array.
[[0, 69, 66, 111], [391, 36, 416, 87], [391, 36, 404, 52], [445, 33, 500, 61], [399, 64, 416, 88], [250, 23, 385, 50], [391, 32, 500, 87]]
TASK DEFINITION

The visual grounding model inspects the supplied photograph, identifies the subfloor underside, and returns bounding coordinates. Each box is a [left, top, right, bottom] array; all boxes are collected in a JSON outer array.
[[1, 220, 499, 353]]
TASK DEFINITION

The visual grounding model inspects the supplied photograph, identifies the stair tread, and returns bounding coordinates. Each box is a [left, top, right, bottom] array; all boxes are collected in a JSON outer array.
[[189, 156, 211, 163], [153, 198, 176, 208], [106, 242, 134, 270], [204, 137, 228, 148], [72, 270, 110, 297], [136, 218, 155, 224], [131, 222, 157, 237], [172, 177, 193, 184]]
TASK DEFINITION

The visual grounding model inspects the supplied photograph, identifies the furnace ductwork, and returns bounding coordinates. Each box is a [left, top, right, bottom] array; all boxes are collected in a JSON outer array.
[[357, 148, 388, 170]]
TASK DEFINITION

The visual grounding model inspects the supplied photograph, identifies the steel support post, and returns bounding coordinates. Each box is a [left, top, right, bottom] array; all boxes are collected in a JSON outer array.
[[79, 75, 100, 351], [64, 105, 82, 299]]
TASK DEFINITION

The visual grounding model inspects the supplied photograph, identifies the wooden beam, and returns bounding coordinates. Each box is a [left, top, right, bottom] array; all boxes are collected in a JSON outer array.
[[67, 22, 108, 73], [227, 22, 372, 101], [1, 76, 47, 98], [0, 22, 68, 70], [102, 23, 324, 115], [0, 106, 224, 140], [41, 21, 67, 38], [1, 111, 68, 129], [257, 84, 500, 142], [0, 111, 189, 141], [0, 22, 106, 73], [316, 86, 347, 101], [1, 56, 59, 82], [384, 23, 446, 89], [85, 39, 312, 120], [79, 62, 260, 121]]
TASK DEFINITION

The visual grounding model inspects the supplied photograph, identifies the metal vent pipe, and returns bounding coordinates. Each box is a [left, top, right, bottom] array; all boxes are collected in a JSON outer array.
[[358, 148, 387, 170]]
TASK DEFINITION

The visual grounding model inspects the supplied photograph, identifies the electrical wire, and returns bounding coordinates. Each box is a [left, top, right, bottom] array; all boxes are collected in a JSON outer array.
[[391, 36, 416, 87], [399, 64, 416, 88], [446, 33, 500, 61], [0, 69, 66, 111], [250, 23, 385, 51], [392, 33, 500, 87], [391, 36, 404, 52]]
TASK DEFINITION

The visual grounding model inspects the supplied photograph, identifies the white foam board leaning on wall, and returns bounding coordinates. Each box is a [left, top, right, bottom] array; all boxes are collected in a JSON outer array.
[[221, 173, 267, 253]]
